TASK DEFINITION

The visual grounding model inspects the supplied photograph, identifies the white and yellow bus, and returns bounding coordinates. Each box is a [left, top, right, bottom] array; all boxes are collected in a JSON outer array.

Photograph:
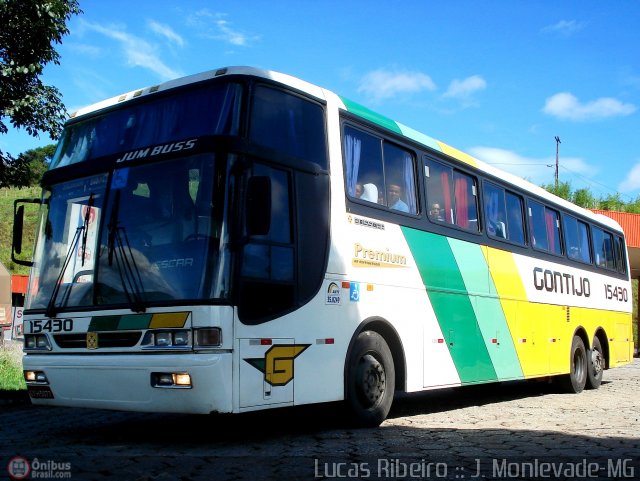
[[14, 67, 633, 427]]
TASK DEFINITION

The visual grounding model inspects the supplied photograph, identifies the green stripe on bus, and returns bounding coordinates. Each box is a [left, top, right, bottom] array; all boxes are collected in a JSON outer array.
[[88, 315, 121, 332], [340, 97, 402, 134], [402, 227, 497, 383], [397, 123, 442, 152], [448, 240, 523, 380]]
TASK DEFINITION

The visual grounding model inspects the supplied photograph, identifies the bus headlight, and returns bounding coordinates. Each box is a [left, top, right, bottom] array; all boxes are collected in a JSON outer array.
[[141, 330, 192, 349], [24, 334, 52, 351]]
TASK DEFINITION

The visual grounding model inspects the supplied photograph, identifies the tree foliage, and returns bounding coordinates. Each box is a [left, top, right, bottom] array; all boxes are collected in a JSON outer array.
[[0, 0, 81, 187], [540, 180, 640, 213]]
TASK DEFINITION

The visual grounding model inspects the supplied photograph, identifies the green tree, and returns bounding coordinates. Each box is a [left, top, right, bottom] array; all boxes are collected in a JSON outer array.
[[16, 144, 56, 186], [541, 180, 572, 201], [573, 187, 597, 209], [599, 193, 625, 212], [0, 0, 81, 187]]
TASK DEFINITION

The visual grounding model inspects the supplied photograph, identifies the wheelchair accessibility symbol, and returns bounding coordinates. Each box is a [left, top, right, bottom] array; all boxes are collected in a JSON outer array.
[[350, 282, 360, 302]]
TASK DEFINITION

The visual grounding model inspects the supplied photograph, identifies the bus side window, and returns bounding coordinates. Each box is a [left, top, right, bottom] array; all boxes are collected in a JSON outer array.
[[425, 159, 478, 231], [615, 236, 627, 274], [505, 191, 525, 245], [383, 143, 417, 214], [592, 226, 615, 270], [564, 215, 591, 264], [344, 126, 384, 206], [529, 200, 561, 255]]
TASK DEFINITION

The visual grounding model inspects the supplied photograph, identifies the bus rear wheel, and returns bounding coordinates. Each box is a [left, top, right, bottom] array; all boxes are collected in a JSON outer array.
[[345, 331, 395, 427], [586, 337, 604, 390], [559, 335, 587, 393]]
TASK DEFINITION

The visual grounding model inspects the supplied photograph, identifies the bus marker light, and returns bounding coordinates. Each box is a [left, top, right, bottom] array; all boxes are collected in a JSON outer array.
[[173, 373, 192, 386], [195, 328, 221, 347], [342, 281, 350, 289], [491, 338, 498, 344], [316, 338, 335, 345], [260, 338, 272, 346], [151, 372, 192, 388], [24, 371, 48, 384], [367, 284, 374, 291]]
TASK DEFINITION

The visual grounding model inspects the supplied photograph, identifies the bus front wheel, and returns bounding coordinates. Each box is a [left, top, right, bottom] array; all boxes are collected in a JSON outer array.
[[586, 336, 604, 390], [345, 331, 395, 427], [559, 335, 588, 393]]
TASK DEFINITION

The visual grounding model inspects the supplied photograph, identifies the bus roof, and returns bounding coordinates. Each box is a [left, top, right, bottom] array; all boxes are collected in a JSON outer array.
[[69, 66, 623, 234]]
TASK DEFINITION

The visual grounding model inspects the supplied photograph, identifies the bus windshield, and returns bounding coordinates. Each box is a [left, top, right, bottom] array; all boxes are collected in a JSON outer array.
[[27, 152, 232, 312]]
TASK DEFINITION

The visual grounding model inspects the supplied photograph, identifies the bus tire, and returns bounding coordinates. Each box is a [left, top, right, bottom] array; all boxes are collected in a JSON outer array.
[[559, 335, 588, 393], [586, 336, 604, 390], [345, 331, 395, 427]]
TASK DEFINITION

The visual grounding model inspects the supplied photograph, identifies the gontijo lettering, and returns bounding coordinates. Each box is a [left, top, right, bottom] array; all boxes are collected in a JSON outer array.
[[533, 267, 591, 297]]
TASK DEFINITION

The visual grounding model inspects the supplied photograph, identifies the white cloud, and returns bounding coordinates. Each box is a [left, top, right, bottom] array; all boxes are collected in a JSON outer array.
[[468, 146, 596, 185], [357, 69, 436, 102], [543, 92, 636, 121], [187, 9, 258, 47], [148, 20, 185, 47], [542, 20, 586, 36], [83, 21, 182, 80], [619, 162, 640, 193], [443, 75, 487, 99]]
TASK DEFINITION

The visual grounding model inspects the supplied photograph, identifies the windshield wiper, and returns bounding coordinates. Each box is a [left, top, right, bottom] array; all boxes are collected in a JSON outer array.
[[107, 191, 146, 313], [45, 225, 83, 318]]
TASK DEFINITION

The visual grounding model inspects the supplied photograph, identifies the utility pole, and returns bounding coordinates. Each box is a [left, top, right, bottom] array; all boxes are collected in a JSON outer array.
[[554, 136, 561, 190]]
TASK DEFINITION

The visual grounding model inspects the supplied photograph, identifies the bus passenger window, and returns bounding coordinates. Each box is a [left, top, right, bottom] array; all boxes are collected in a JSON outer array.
[[529, 201, 561, 255], [383, 143, 417, 214], [426, 160, 453, 224], [564, 215, 591, 264], [344, 126, 384, 206], [615, 236, 627, 274], [505, 192, 525, 245], [484, 183, 507, 239], [592, 227, 615, 270]]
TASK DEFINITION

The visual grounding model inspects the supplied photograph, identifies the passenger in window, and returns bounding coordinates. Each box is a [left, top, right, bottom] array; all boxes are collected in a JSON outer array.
[[430, 203, 445, 221], [360, 183, 379, 203], [355, 183, 363, 198], [387, 183, 409, 212], [487, 214, 506, 239]]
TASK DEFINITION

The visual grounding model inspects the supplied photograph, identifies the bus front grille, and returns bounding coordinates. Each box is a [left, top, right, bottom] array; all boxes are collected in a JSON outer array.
[[54, 332, 142, 349]]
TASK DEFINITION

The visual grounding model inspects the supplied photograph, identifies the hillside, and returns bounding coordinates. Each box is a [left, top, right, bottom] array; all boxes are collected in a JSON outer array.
[[0, 187, 40, 275]]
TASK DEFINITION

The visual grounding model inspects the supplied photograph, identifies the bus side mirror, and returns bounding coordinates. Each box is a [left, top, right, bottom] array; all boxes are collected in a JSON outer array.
[[12, 198, 41, 267], [246, 176, 271, 236]]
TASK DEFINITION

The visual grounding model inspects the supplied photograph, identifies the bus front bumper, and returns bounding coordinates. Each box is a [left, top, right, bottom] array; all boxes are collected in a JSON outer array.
[[22, 352, 233, 414]]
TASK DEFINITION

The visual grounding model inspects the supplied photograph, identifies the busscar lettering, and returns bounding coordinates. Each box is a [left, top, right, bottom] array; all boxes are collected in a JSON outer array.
[[116, 139, 197, 163], [155, 258, 194, 269], [533, 267, 590, 297]]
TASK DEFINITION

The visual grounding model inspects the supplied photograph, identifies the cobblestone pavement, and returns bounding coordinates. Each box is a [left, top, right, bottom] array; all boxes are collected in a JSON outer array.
[[1, 359, 638, 480]]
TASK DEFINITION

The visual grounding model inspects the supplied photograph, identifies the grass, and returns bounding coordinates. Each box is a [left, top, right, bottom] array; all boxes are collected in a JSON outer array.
[[0, 342, 26, 390]]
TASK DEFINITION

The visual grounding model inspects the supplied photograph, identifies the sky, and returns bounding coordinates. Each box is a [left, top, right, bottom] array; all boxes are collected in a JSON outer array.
[[2, 1, 640, 200]]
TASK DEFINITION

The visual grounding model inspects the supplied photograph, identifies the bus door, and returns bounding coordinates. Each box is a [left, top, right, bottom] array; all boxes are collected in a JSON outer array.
[[238, 338, 308, 409]]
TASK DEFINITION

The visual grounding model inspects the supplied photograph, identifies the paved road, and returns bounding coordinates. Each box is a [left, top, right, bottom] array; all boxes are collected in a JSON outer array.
[[1, 359, 638, 480]]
